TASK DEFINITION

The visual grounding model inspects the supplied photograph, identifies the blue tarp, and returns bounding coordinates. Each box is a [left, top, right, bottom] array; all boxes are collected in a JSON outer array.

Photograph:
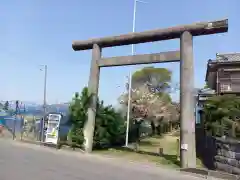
[[0, 109, 24, 132], [1, 117, 23, 132]]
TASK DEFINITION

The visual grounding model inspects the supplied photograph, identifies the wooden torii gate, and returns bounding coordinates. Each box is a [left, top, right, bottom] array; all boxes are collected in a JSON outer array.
[[72, 19, 228, 168]]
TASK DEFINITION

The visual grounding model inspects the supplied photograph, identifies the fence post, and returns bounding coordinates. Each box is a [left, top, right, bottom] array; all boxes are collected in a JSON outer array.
[[12, 118, 16, 140], [177, 138, 180, 160], [232, 123, 236, 138], [20, 116, 24, 140]]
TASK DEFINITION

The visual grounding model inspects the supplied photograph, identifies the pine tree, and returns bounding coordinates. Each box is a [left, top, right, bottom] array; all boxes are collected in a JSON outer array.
[[68, 87, 91, 147], [68, 87, 125, 149]]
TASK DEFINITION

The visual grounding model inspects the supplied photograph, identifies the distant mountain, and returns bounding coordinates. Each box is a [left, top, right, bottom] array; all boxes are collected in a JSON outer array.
[[0, 100, 70, 117], [0, 100, 39, 106], [24, 104, 69, 117]]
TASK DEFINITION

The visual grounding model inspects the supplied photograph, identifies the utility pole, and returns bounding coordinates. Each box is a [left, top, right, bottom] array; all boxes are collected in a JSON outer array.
[[13, 100, 19, 140], [40, 65, 47, 142], [125, 0, 148, 147]]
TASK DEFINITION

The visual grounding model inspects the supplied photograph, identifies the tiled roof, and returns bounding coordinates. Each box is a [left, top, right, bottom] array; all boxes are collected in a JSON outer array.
[[198, 88, 215, 95], [216, 53, 240, 62]]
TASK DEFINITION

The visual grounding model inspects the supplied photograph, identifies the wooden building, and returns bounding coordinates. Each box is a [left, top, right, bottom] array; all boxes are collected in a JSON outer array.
[[206, 53, 240, 94]]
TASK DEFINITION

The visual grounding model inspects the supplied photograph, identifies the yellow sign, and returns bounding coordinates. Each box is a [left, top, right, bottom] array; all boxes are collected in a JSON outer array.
[[51, 128, 56, 137]]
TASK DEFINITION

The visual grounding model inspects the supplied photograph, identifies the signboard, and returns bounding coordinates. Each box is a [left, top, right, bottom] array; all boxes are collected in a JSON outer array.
[[181, 144, 188, 150]]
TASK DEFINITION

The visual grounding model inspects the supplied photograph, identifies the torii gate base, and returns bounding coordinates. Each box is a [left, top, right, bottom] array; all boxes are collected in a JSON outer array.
[[72, 19, 228, 168]]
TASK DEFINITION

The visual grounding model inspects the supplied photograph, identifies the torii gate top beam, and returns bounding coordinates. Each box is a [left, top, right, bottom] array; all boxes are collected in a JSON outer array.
[[72, 19, 228, 51]]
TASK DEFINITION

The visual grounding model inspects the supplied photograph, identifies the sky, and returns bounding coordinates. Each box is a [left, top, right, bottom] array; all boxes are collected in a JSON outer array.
[[1, 0, 239, 105]]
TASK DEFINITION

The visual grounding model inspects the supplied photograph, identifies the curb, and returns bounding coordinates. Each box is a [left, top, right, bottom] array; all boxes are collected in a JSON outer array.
[[180, 168, 239, 180], [16, 139, 85, 153], [58, 145, 85, 153]]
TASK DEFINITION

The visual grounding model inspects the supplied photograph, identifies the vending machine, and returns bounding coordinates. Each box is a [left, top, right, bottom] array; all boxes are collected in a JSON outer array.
[[45, 113, 61, 145]]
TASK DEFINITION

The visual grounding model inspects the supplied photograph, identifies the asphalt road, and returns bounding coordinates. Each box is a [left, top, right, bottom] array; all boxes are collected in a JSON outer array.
[[0, 139, 218, 180]]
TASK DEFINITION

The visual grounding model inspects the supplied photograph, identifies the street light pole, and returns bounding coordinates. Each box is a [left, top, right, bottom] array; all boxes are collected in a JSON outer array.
[[125, 0, 147, 147]]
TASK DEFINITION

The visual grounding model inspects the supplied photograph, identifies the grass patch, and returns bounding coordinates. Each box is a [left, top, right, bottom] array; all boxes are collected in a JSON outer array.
[[24, 115, 35, 121], [94, 135, 204, 169], [94, 148, 179, 168], [139, 135, 179, 155]]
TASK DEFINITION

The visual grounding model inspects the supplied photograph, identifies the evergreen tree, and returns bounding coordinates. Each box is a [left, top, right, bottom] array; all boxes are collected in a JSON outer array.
[[68, 88, 90, 147], [68, 87, 125, 149], [15, 100, 19, 115], [203, 94, 240, 137], [3, 101, 9, 111]]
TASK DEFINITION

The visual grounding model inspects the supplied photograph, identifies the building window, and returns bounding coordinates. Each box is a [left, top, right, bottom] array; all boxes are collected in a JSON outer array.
[[220, 83, 232, 92]]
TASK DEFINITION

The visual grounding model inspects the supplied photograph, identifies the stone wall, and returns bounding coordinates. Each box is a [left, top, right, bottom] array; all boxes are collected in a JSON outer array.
[[214, 137, 240, 175], [196, 128, 240, 175]]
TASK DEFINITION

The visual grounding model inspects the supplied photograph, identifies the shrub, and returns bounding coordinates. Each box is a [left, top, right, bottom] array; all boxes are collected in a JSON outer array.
[[203, 94, 240, 138]]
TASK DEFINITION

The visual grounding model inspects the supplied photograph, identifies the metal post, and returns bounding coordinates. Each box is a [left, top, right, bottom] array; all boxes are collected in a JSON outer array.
[[132, 0, 137, 55], [41, 65, 47, 142], [125, 72, 132, 147], [125, 0, 145, 147], [180, 31, 196, 168], [13, 118, 16, 140], [13, 100, 19, 140], [44, 65, 47, 109], [85, 44, 101, 153]]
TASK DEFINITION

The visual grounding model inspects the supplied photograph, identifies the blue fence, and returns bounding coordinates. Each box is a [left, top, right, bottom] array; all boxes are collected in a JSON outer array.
[[0, 109, 72, 141]]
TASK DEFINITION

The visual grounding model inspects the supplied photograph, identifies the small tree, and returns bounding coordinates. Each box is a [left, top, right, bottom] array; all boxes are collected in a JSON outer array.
[[94, 101, 125, 148]]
